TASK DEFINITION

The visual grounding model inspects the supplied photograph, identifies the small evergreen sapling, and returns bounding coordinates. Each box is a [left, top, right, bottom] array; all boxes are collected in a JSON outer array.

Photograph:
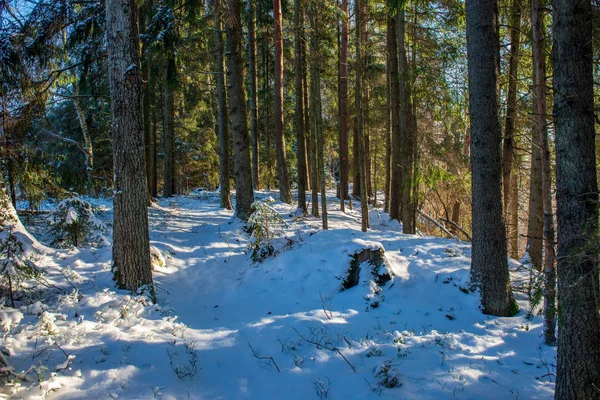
[[246, 197, 288, 262], [48, 197, 107, 248], [0, 230, 42, 307]]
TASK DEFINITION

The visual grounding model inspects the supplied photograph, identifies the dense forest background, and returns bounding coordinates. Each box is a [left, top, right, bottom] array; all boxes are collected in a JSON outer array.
[[1, 0, 600, 398]]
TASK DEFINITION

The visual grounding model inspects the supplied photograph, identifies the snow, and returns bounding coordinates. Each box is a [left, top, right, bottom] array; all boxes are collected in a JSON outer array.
[[0, 190, 556, 399]]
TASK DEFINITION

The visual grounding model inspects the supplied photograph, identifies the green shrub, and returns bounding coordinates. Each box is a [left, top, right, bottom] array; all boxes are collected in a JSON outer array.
[[48, 197, 107, 248]]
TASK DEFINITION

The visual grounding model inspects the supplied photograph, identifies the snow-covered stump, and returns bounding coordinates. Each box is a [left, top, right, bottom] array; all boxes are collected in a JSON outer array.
[[341, 246, 393, 291]]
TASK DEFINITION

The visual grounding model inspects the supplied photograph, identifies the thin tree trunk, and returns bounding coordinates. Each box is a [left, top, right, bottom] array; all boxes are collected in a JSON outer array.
[[355, 0, 368, 232], [398, 8, 415, 234], [163, 42, 176, 198], [384, 37, 391, 214], [225, 0, 255, 220], [531, 0, 555, 346], [151, 108, 157, 198], [72, 81, 95, 194], [339, 0, 350, 211], [502, 0, 522, 259], [465, 0, 517, 316], [273, 0, 292, 203], [295, 0, 307, 214], [302, 33, 311, 193], [309, 7, 320, 219], [215, 0, 232, 210], [527, 76, 543, 270], [106, 0, 153, 294], [388, 10, 401, 221], [247, 0, 260, 190], [553, 1, 600, 397], [139, 7, 152, 202]]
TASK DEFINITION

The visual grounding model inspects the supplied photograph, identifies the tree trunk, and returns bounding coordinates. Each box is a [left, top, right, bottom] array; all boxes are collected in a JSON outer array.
[[310, 2, 327, 229], [295, 0, 307, 214], [309, 6, 320, 219], [531, 0, 555, 346], [398, 8, 415, 234], [163, 42, 176, 198], [384, 33, 392, 214], [527, 85, 543, 270], [139, 7, 152, 202], [247, 0, 260, 190], [215, 0, 232, 210], [465, 0, 516, 316], [355, 0, 368, 232], [302, 34, 311, 193], [553, 0, 600, 398], [105, 0, 153, 294], [502, 0, 522, 259], [225, 0, 255, 221], [388, 10, 401, 221], [151, 108, 158, 198], [338, 0, 350, 211], [72, 81, 95, 195], [273, 0, 292, 203]]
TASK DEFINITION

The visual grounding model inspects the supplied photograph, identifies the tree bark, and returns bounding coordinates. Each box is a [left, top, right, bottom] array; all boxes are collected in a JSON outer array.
[[531, 0, 555, 346], [247, 0, 260, 190], [502, 0, 522, 259], [105, 0, 153, 294], [338, 0, 350, 211], [139, 7, 152, 202], [465, 0, 516, 316], [273, 0, 292, 203], [295, 0, 307, 214], [527, 83, 544, 271], [553, 0, 600, 398], [309, 3, 320, 219], [355, 0, 368, 232], [163, 41, 176, 198], [225, 0, 254, 220], [215, 0, 232, 210], [388, 9, 401, 221], [398, 8, 415, 234]]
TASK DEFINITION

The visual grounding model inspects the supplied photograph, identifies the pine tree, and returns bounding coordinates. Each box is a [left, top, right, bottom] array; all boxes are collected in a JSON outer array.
[[465, 0, 516, 316], [553, 0, 600, 397], [105, 0, 153, 295]]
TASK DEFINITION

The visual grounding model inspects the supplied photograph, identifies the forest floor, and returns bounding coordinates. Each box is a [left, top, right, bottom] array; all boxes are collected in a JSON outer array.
[[1, 190, 555, 399]]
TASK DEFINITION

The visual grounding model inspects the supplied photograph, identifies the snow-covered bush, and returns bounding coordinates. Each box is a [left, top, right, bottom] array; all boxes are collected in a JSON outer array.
[[0, 230, 43, 307], [48, 197, 106, 248], [246, 197, 288, 263]]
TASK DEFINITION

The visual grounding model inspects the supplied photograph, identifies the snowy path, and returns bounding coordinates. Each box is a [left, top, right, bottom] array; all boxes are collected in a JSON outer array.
[[3, 192, 556, 399]]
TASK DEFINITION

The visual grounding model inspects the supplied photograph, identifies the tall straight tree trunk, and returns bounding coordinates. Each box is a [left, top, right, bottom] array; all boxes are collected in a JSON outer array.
[[465, 0, 517, 317], [247, 0, 260, 190], [139, 7, 152, 202], [502, 0, 522, 259], [398, 8, 415, 234], [294, 0, 307, 214], [105, 0, 153, 294], [262, 35, 273, 191], [527, 91, 543, 270], [309, 7, 319, 219], [302, 33, 311, 193], [355, 0, 368, 232], [383, 36, 392, 214], [338, 0, 350, 211], [151, 108, 158, 197], [273, 0, 292, 203], [388, 9, 401, 221], [532, 0, 555, 346], [352, 120, 360, 198], [226, 0, 255, 220], [553, 1, 600, 398], [163, 43, 176, 198], [310, 1, 327, 229], [215, 0, 232, 210]]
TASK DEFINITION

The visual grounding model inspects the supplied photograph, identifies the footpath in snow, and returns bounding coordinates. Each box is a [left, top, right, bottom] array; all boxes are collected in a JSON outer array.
[[1, 191, 556, 399]]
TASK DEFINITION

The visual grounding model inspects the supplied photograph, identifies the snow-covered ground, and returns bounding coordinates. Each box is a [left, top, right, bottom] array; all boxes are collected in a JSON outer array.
[[1, 191, 556, 399]]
